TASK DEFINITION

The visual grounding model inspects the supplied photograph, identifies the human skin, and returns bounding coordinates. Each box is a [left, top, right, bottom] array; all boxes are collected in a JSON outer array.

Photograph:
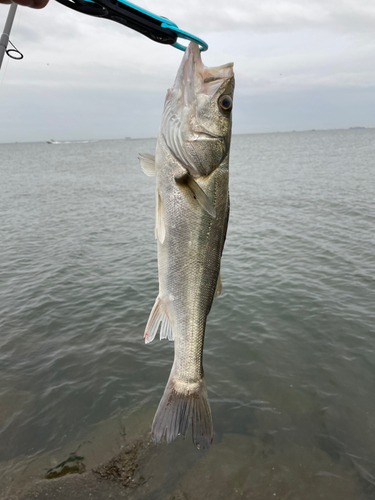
[[0, 0, 49, 8]]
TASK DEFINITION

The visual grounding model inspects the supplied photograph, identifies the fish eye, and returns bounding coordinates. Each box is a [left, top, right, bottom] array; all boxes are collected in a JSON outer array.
[[219, 95, 233, 112]]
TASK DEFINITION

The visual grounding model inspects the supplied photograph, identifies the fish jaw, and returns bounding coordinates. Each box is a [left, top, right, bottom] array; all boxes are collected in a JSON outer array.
[[161, 42, 235, 177], [173, 42, 234, 106]]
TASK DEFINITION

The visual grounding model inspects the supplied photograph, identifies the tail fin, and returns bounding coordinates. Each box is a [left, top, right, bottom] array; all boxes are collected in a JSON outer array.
[[152, 369, 213, 449]]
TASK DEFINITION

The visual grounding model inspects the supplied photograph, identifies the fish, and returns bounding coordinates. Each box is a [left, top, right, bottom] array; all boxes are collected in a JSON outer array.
[[139, 42, 234, 449]]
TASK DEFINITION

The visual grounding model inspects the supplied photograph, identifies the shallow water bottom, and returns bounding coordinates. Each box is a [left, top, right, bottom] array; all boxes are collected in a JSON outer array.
[[1, 402, 373, 500]]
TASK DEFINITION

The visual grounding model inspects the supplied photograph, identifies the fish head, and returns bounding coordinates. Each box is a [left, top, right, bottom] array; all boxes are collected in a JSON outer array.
[[162, 43, 234, 177]]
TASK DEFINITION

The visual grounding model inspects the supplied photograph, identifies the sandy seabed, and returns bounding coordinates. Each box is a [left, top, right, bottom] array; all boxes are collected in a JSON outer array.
[[1, 404, 365, 500]]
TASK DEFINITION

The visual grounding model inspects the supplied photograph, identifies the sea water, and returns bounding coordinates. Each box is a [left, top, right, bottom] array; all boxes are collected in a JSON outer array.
[[0, 129, 374, 498]]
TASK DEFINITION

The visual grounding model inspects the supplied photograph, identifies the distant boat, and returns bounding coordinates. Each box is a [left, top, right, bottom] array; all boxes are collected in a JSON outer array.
[[47, 139, 94, 144]]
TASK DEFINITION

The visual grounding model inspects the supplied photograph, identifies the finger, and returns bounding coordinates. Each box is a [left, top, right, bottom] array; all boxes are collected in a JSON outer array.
[[0, 0, 50, 7]]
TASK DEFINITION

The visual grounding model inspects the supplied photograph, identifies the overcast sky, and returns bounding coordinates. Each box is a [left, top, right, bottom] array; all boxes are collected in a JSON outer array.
[[1, 0, 375, 142]]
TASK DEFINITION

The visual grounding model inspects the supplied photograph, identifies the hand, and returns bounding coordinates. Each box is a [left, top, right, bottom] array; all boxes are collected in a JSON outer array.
[[0, 0, 49, 8]]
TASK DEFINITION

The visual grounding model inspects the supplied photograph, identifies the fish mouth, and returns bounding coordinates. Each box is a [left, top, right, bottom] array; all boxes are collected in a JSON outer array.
[[174, 42, 234, 101], [162, 43, 234, 177], [186, 42, 234, 84]]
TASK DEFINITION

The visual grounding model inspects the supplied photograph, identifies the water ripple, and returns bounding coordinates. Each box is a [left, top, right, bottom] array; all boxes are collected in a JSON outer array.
[[1, 132, 375, 497]]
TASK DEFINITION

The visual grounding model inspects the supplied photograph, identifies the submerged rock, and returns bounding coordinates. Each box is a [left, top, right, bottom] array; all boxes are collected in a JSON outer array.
[[17, 435, 157, 500], [2, 406, 157, 499]]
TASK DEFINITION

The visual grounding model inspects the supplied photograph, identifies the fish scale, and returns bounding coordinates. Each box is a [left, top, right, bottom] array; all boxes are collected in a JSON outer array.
[[139, 42, 234, 448]]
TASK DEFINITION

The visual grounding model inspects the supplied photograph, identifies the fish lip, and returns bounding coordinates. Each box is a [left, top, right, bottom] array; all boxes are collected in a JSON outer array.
[[169, 42, 234, 109], [186, 42, 234, 78], [183, 42, 234, 95]]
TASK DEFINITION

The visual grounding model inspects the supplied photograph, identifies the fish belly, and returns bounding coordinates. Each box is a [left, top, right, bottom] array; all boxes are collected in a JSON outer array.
[[149, 151, 229, 448]]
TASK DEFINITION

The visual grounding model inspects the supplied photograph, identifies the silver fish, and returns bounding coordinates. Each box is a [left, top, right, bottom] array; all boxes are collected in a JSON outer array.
[[139, 43, 234, 449]]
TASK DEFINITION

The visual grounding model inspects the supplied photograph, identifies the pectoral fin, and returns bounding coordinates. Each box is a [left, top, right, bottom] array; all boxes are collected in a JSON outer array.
[[139, 153, 156, 177], [155, 191, 165, 244], [174, 172, 216, 218]]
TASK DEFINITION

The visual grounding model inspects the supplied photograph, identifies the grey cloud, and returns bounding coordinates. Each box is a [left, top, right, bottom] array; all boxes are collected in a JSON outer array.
[[1, 0, 375, 143], [141, 0, 375, 34]]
